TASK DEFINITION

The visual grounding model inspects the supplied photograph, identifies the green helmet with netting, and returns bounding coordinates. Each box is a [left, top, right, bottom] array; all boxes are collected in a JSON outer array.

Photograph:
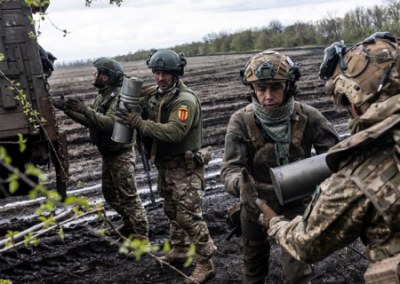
[[240, 50, 301, 85], [93, 57, 124, 87], [146, 50, 187, 76], [323, 35, 400, 107]]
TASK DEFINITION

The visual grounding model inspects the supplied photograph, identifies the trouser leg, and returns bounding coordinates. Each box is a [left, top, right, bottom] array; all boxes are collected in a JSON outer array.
[[282, 248, 312, 284], [102, 150, 148, 236], [241, 204, 270, 284], [158, 170, 190, 247], [158, 167, 216, 261]]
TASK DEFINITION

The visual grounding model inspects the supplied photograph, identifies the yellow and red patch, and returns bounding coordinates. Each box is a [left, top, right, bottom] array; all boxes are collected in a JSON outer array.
[[178, 103, 189, 122]]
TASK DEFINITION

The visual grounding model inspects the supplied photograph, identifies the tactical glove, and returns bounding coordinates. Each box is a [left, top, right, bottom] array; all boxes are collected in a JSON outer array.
[[116, 102, 143, 129], [52, 94, 66, 111], [239, 168, 258, 211], [255, 198, 277, 230], [65, 97, 88, 114]]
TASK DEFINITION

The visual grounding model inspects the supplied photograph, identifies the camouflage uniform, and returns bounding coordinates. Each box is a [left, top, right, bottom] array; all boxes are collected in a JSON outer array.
[[139, 79, 216, 260], [65, 86, 148, 236], [221, 102, 339, 284], [268, 94, 400, 281]]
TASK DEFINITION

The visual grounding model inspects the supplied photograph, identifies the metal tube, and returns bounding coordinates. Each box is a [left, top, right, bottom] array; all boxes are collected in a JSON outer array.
[[269, 153, 331, 205], [111, 102, 135, 143], [111, 77, 143, 143]]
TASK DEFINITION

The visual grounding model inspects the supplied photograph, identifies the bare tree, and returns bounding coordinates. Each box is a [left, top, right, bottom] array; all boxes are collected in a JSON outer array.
[[268, 20, 284, 33], [367, 5, 385, 30]]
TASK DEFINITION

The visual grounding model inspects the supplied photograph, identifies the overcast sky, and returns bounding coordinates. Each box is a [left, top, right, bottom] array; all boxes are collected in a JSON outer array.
[[36, 0, 381, 63]]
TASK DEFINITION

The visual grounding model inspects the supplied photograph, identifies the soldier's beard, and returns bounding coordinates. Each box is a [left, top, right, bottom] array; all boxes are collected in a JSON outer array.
[[93, 74, 105, 89]]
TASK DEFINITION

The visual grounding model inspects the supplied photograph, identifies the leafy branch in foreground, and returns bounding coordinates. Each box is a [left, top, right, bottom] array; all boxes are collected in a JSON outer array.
[[0, 145, 198, 283]]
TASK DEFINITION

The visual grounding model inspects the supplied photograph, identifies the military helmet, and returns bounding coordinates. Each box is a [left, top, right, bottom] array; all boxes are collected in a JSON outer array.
[[93, 57, 124, 87], [322, 34, 400, 107], [240, 50, 301, 85], [146, 50, 187, 76]]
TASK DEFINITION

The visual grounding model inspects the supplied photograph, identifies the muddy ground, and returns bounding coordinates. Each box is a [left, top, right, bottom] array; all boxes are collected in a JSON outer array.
[[0, 48, 369, 283]]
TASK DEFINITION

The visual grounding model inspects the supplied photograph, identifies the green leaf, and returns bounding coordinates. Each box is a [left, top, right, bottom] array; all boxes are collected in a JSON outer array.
[[9, 181, 19, 194], [118, 247, 129, 255], [151, 245, 160, 252], [29, 189, 38, 200], [36, 208, 44, 215], [184, 256, 193, 267], [24, 232, 35, 246], [17, 134, 26, 153], [58, 227, 64, 240], [8, 172, 19, 182], [0, 278, 14, 284], [6, 230, 19, 238], [38, 216, 47, 223], [188, 244, 196, 256], [64, 196, 76, 205], [31, 238, 40, 246], [38, 174, 48, 183], [162, 240, 170, 253]]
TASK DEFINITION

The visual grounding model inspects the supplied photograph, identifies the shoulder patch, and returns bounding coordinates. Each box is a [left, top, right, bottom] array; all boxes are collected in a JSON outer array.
[[178, 103, 189, 122], [303, 185, 321, 223]]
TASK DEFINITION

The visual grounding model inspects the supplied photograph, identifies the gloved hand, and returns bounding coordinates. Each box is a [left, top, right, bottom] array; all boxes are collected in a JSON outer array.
[[116, 102, 143, 129], [239, 168, 258, 211], [39, 47, 54, 73], [255, 198, 277, 230], [52, 94, 66, 111], [65, 97, 88, 114]]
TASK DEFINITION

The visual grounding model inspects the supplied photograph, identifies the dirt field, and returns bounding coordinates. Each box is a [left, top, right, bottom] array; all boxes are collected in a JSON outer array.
[[0, 48, 369, 284]]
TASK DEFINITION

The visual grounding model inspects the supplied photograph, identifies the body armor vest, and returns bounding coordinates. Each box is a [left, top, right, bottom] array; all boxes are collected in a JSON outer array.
[[243, 102, 307, 184], [89, 89, 133, 153]]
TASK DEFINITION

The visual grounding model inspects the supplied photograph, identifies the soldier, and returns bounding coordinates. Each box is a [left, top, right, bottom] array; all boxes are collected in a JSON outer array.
[[52, 58, 149, 240], [255, 34, 400, 284], [220, 50, 340, 284], [116, 50, 216, 284]]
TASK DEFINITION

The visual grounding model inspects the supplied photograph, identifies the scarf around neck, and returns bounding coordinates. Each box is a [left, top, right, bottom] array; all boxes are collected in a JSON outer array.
[[252, 95, 294, 165]]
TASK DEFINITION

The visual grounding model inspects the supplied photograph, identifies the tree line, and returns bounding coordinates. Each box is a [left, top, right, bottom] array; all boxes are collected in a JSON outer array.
[[55, 0, 400, 68]]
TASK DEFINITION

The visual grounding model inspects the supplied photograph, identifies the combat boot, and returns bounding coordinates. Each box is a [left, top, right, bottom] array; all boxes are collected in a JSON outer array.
[[116, 216, 136, 236], [184, 259, 215, 284], [159, 246, 189, 264]]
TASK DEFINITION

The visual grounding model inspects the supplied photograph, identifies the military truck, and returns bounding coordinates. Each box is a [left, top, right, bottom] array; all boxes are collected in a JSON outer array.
[[0, 0, 68, 199]]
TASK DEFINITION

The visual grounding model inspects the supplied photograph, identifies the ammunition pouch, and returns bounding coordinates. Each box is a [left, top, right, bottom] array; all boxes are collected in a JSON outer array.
[[364, 253, 400, 284], [226, 202, 242, 238], [155, 156, 188, 170], [185, 150, 194, 175], [156, 148, 209, 172]]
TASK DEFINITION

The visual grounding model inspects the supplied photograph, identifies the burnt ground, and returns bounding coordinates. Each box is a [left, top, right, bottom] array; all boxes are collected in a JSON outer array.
[[0, 48, 369, 283]]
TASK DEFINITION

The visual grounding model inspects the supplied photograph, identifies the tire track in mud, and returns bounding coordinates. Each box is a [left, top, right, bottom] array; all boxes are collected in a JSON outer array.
[[0, 49, 368, 284]]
